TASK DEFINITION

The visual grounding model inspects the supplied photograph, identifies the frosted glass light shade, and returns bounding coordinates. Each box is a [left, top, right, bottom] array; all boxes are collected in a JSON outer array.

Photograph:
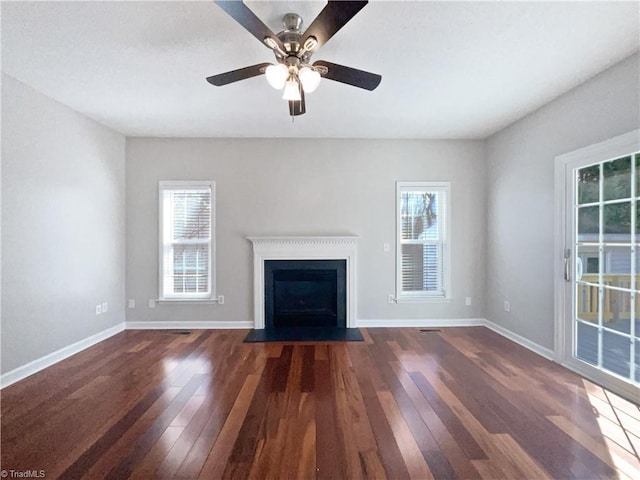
[[299, 67, 321, 93], [282, 79, 301, 101], [265, 64, 288, 89]]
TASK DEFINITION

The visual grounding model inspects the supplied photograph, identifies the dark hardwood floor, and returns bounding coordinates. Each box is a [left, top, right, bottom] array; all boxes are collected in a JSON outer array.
[[1, 327, 639, 479]]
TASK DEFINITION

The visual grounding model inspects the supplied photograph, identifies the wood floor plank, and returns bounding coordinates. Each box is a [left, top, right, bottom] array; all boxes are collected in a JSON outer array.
[[197, 372, 263, 479], [548, 414, 640, 479], [315, 354, 348, 479], [471, 459, 509, 480], [377, 390, 434, 480], [103, 374, 208, 480], [294, 392, 317, 479], [1, 327, 638, 479], [78, 387, 184, 480], [348, 341, 412, 479], [389, 360, 482, 480], [372, 351, 458, 479]]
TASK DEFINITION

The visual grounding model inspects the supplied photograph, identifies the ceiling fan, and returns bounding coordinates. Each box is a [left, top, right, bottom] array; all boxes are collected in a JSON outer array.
[[206, 0, 382, 117]]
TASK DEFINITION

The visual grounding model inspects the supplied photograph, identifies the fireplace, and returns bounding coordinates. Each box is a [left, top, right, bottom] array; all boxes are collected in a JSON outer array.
[[248, 236, 358, 329], [265, 260, 346, 329]]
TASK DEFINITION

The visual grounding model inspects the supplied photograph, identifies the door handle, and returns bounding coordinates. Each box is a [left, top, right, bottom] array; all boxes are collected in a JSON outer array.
[[564, 248, 571, 282], [576, 257, 583, 281]]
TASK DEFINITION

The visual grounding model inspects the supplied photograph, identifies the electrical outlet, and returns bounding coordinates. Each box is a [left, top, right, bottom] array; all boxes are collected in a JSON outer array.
[[388, 294, 395, 304], [128, 299, 136, 309], [383, 242, 390, 252], [148, 299, 156, 309], [217, 295, 224, 304], [102, 302, 108, 313], [504, 301, 511, 312], [465, 297, 472, 306], [95, 304, 102, 315]]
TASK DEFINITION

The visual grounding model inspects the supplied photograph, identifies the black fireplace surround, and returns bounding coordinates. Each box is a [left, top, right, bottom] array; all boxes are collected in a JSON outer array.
[[264, 259, 346, 329]]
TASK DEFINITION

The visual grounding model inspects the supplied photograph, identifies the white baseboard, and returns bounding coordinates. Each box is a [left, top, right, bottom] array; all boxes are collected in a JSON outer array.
[[125, 321, 253, 330], [482, 319, 554, 360], [357, 318, 485, 328], [0, 322, 126, 389]]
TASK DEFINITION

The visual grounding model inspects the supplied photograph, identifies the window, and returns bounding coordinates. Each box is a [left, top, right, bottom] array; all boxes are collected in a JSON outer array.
[[159, 181, 214, 300], [396, 182, 450, 301]]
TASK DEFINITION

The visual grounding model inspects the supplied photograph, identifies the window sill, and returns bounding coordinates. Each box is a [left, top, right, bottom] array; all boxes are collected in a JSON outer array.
[[396, 296, 452, 304], [157, 298, 218, 304]]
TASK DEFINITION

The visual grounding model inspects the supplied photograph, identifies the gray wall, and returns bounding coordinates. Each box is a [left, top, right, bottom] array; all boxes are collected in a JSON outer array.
[[485, 53, 640, 349], [126, 138, 486, 324], [1, 75, 126, 373]]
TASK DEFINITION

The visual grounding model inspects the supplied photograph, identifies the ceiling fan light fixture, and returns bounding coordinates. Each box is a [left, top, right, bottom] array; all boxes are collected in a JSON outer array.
[[265, 64, 288, 89], [282, 78, 301, 101], [303, 36, 318, 52], [210, 2, 381, 116], [299, 67, 321, 93]]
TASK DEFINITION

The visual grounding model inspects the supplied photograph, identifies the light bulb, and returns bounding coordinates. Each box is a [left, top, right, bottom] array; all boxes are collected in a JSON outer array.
[[265, 64, 288, 89], [299, 67, 321, 93], [282, 78, 301, 101]]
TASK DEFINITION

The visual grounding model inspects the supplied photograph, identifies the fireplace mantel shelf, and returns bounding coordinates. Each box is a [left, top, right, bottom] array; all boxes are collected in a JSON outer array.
[[248, 236, 358, 329], [248, 236, 359, 245]]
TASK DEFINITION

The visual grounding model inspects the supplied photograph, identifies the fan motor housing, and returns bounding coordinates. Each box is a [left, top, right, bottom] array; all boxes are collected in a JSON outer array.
[[282, 13, 302, 31], [276, 13, 307, 60]]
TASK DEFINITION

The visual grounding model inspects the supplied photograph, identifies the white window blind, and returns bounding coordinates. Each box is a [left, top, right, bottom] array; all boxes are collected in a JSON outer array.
[[159, 181, 214, 300], [396, 182, 450, 300]]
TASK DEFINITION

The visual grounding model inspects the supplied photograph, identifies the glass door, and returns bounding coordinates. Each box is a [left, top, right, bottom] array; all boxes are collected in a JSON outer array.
[[570, 151, 640, 388], [557, 131, 640, 401]]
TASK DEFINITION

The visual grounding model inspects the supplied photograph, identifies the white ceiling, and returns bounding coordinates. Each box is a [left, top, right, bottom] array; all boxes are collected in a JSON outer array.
[[2, 1, 639, 139]]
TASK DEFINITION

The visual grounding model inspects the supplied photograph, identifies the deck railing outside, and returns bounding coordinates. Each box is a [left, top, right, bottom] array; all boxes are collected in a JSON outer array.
[[577, 274, 639, 323]]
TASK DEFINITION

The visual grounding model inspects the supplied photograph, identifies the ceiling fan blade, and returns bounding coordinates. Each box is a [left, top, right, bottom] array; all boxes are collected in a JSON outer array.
[[215, 1, 286, 52], [289, 85, 306, 116], [206, 63, 271, 86], [313, 60, 381, 91], [302, 1, 368, 49]]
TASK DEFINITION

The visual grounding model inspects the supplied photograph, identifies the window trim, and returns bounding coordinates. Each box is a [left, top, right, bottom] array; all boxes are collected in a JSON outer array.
[[395, 181, 451, 302], [158, 180, 215, 302]]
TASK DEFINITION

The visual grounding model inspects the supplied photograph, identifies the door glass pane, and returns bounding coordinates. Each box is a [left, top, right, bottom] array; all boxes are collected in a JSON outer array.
[[636, 154, 640, 198], [576, 322, 598, 366], [604, 246, 632, 289], [578, 205, 599, 236], [576, 284, 598, 324], [577, 245, 600, 278], [602, 330, 630, 378], [577, 164, 600, 204], [634, 338, 640, 383], [602, 287, 631, 334], [603, 156, 631, 201], [603, 202, 631, 235]]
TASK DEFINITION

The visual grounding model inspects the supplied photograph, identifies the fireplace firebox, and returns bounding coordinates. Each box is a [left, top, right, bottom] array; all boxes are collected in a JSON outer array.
[[264, 259, 346, 329]]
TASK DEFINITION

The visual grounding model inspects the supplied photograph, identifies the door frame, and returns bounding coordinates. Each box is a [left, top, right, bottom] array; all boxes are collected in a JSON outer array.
[[554, 129, 640, 402]]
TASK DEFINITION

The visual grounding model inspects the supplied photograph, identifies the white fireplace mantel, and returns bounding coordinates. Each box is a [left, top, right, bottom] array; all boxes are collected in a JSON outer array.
[[248, 236, 358, 329]]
